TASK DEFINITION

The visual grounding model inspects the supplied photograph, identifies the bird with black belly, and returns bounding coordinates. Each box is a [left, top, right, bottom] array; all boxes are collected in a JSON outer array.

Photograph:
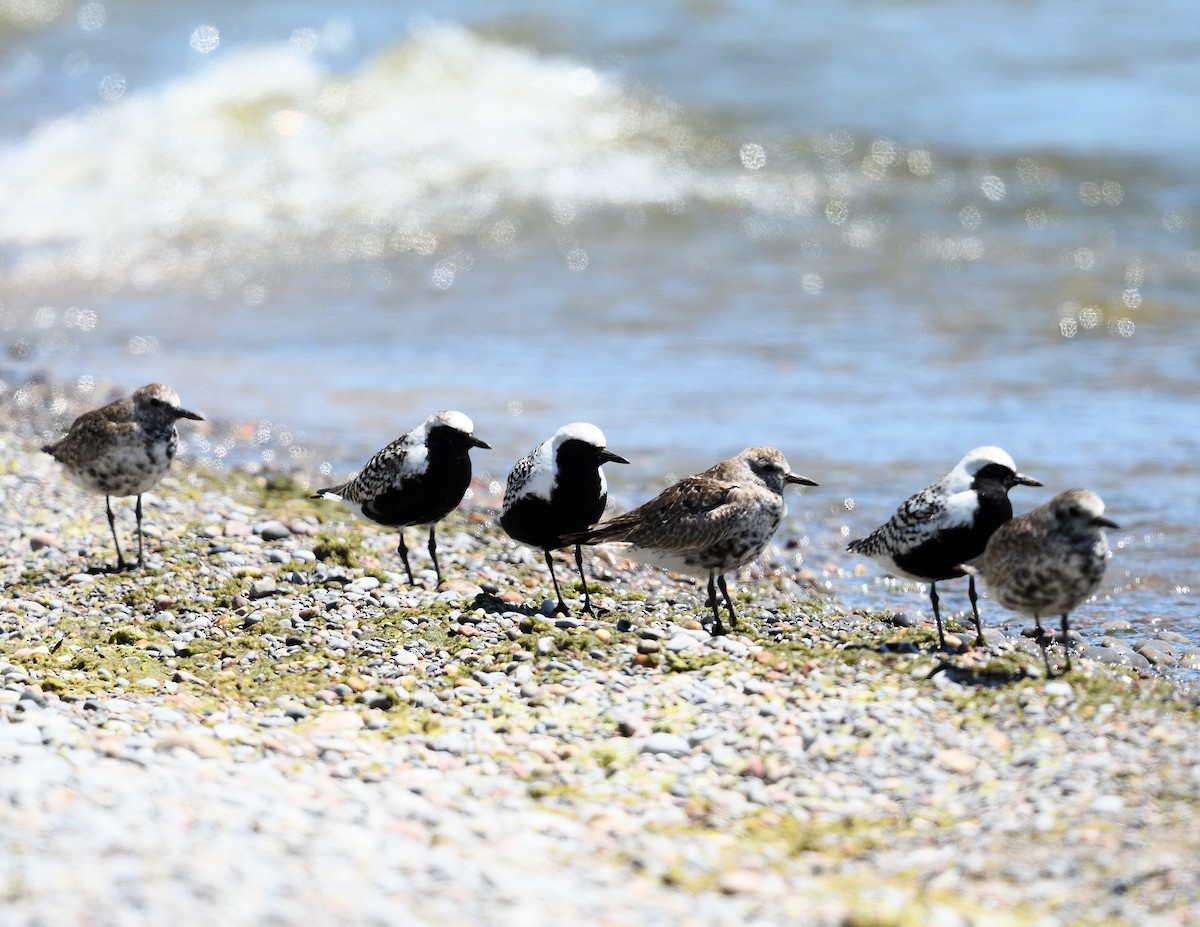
[[501, 423, 629, 616], [848, 446, 1041, 649], [313, 411, 489, 587]]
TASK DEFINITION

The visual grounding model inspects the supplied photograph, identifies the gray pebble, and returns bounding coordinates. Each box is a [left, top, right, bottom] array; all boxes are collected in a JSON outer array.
[[639, 733, 690, 757], [256, 520, 292, 541]]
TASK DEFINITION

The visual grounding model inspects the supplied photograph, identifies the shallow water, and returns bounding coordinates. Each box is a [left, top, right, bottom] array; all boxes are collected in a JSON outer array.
[[1, 2, 1196, 649]]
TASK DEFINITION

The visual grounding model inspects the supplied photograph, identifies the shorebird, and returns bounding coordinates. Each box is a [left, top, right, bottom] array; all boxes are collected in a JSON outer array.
[[976, 488, 1117, 675], [312, 411, 489, 586], [848, 446, 1041, 649], [500, 423, 629, 616], [566, 447, 817, 636], [42, 383, 204, 571]]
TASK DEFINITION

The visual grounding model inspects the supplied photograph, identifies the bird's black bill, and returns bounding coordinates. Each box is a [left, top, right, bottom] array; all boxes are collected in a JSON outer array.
[[177, 409, 204, 421], [1013, 473, 1042, 487], [786, 472, 819, 487], [600, 450, 630, 465], [1095, 516, 1120, 529], [470, 436, 492, 450]]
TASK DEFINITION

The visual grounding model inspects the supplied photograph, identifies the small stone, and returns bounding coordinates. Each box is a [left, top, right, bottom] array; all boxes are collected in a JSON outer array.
[[1134, 640, 1179, 665], [1044, 680, 1073, 698], [249, 578, 277, 599], [359, 690, 393, 710], [718, 869, 764, 895], [1092, 795, 1125, 814], [440, 579, 483, 597], [665, 634, 699, 653], [154, 731, 229, 759], [639, 733, 690, 757], [28, 531, 61, 551], [256, 520, 292, 541], [936, 748, 978, 774], [224, 519, 250, 537], [304, 712, 365, 736], [636, 638, 661, 655]]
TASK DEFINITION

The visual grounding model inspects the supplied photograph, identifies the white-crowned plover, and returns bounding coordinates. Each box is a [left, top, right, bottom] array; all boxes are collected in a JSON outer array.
[[848, 446, 1041, 649], [313, 411, 489, 587], [976, 488, 1117, 675], [42, 383, 204, 571], [566, 447, 817, 636], [500, 423, 629, 616]]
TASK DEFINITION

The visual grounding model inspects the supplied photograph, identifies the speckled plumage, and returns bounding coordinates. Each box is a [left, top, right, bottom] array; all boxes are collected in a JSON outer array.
[[500, 423, 628, 616], [567, 447, 817, 635], [848, 446, 1040, 648], [313, 411, 489, 586], [42, 383, 203, 570], [978, 489, 1117, 674]]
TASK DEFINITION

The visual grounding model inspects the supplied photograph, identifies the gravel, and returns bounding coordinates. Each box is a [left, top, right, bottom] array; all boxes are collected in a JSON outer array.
[[1, 387, 1199, 926]]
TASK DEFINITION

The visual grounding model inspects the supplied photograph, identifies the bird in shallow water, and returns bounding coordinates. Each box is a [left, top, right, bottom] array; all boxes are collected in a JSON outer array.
[[566, 446, 817, 636], [42, 383, 204, 571], [313, 410, 489, 587], [975, 488, 1117, 675], [847, 446, 1041, 649], [500, 423, 629, 616]]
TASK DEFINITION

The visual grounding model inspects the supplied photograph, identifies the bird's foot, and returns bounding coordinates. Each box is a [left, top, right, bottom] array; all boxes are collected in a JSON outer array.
[[88, 560, 131, 575]]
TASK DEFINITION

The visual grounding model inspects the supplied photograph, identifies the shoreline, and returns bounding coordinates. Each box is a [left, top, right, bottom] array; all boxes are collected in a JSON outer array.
[[2, 383, 1199, 925]]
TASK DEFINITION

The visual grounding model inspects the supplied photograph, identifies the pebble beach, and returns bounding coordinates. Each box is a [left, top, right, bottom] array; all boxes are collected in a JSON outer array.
[[1, 385, 1199, 927]]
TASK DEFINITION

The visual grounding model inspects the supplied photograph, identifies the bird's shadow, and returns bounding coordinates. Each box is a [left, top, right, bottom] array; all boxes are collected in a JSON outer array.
[[466, 591, 616, 623], [923, 656, 1042, 686]]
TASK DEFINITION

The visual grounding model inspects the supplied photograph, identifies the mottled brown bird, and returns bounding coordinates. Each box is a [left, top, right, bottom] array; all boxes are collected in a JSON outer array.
[[976, 488, 1117, 675], [42, 383, 203, 571], [567, 447, 817, 635]]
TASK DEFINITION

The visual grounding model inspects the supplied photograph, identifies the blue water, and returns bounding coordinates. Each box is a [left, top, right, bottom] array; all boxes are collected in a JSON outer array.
[[1, 1, 1197, 650]]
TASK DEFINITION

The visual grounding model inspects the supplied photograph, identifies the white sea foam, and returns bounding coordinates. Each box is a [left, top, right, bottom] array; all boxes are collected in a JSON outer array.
[[0, 22, 820, 294]]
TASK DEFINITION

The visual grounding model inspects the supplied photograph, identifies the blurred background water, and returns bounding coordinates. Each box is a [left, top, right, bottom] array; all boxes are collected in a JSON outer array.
[[0, 0, 1196, 643]]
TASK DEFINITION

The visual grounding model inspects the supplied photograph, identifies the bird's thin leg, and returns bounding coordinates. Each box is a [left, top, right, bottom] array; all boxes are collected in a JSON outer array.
[[717, 574, 738, 631], [427, 524, 441, 587], [929, 582, 946, 649], [707, 571, 725, 637], [105, 496, 128, 571], [1035, 613, 1052, 676], [574, 543, 594, 616], [134, 494, 145, 570], [1060, 614, 1072, 674], [397, 530, 414, 586], [545, 549, 568, 615], [967, 574, 985, 647]]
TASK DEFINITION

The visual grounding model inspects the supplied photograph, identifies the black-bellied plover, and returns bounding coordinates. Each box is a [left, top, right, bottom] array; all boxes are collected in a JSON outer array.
[[565, 447, 817, 636], [976, 488, 1117, 675], [42, 383, 204, 571], [500, 423, 629, 616], [847, 446, 1041, 649], [312, 411, 490, 587]]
